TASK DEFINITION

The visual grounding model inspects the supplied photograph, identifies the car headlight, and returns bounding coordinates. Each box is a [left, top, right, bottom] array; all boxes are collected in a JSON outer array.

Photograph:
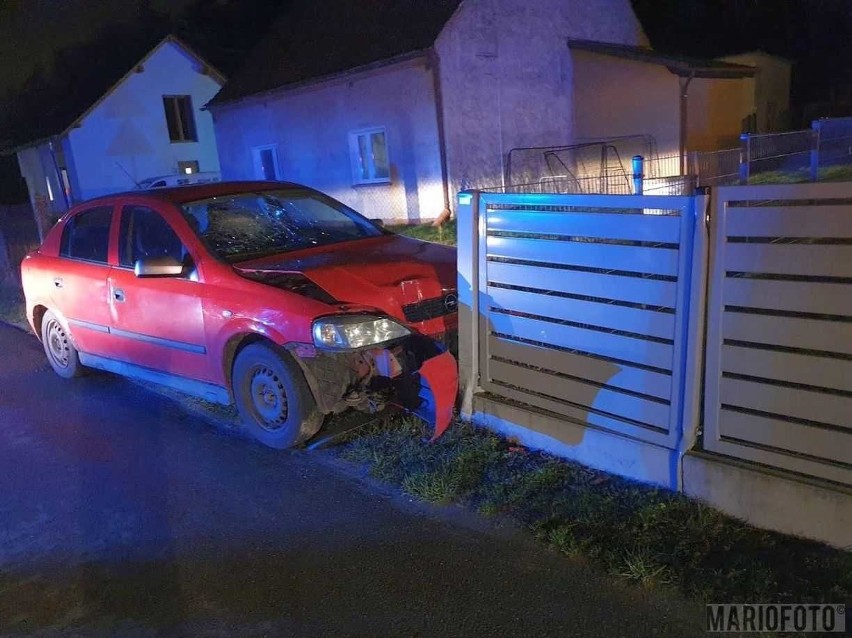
[[312, 315, 410, 350]]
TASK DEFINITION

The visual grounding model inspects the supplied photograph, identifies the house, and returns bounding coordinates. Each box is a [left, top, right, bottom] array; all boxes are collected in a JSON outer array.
[[207, 0, 762, 223], [3, 36, 224, 239], [720, 51, 793, 133]]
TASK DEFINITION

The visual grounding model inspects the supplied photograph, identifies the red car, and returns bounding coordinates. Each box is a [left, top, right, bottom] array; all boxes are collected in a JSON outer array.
[[21, 181, 458, 448]]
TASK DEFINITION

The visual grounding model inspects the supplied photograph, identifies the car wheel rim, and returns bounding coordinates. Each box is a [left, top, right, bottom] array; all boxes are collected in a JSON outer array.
[[248, 365, 288, 431], [45, 319, 70, 369]]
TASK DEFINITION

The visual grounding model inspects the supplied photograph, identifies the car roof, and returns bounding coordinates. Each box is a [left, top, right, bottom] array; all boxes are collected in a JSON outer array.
[[75, 180, 306, 208]]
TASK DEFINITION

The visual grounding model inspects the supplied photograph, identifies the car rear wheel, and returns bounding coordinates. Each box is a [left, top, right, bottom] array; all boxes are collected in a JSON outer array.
[[232, 342, 323, 449], [41, 310, 84, 379]]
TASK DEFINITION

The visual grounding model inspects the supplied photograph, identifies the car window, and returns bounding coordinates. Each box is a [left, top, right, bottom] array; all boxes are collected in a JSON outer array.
[[59, 206, 113, 264], [119, 205, 191, 272]]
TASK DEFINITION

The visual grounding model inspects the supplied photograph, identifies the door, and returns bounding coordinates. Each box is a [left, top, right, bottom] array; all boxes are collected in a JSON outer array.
[[252, 145, 280, 180], [52, 205, 115, 355], [107, 204, 211, 382]]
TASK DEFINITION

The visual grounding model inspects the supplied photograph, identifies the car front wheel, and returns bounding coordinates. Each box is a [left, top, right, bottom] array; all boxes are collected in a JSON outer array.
[[41, 310, 84, 379], [231, 342, 323, 449]]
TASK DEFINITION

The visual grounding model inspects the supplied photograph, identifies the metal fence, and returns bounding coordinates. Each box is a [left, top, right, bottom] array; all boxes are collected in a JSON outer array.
[[458, 180, 852, 490], [703, 182, 852, 485], [813, 116, 852, 172], [500, 118, 852, 196], [740, 129, 816, 183], [460, 191, 704, 455]]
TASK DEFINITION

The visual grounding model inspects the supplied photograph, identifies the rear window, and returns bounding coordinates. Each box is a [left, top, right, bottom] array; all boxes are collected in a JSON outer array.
[[59, 206, 113, 264]]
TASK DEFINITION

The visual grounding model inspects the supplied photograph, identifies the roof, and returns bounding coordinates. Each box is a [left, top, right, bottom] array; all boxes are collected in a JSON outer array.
[[567, 39, 756, 79], [720, 50, 795, 66], [209, 0, 463, 106], [0, 35, 225, 153]]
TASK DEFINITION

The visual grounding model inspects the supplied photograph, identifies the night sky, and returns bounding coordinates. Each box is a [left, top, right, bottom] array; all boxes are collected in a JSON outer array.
[[0, 0, 194, 101]]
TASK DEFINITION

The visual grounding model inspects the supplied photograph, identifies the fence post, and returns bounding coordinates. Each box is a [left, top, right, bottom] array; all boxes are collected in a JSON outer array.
[[632, 155, 644, 195], [738, 133, 750, 184], [456, 190, 481, 420], [810, 120, 822, 182]]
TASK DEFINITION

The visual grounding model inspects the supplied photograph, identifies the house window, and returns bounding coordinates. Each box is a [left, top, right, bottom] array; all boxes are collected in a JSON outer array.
[[178, 160, 199, 175], [252, 145, 280, 180], [349, 128, 390, 184], [163, 95, 198, 142]]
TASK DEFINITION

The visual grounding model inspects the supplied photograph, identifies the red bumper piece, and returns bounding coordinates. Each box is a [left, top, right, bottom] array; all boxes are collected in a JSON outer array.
[[417, 350, 458, 441]]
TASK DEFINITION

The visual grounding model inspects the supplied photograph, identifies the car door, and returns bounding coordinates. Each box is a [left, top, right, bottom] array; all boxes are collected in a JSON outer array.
[[107, 204, 212, 382], [52, 205, 115, 356]]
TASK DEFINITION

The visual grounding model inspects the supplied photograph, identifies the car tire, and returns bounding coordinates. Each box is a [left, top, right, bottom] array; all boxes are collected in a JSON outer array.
[[41, 310, 84, 379], [232, 342, 323, 449]]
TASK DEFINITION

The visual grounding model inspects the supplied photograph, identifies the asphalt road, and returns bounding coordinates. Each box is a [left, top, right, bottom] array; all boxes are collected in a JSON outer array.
[[0, 323, 705, 637]]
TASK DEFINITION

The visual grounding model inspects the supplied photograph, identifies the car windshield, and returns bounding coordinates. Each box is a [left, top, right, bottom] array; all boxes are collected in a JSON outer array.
[[180, 189, 384, 263]]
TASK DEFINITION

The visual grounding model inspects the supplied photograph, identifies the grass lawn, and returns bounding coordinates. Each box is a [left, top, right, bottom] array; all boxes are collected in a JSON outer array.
[[335, 416, 852, 605], [388, 220, 457, 246], [748, 165, 852, 185]]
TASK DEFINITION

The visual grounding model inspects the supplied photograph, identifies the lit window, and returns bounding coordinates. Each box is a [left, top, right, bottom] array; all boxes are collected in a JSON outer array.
[[178, 160, 199, 175], [162, 95, 198, 142], [349, 128, 390, 185]]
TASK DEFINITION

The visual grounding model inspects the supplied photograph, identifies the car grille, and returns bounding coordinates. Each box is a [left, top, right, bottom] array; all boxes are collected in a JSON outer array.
[[402, 291, 458, 323]]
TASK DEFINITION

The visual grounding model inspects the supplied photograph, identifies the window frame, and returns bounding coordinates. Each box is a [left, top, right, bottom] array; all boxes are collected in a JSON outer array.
[[162, 95, 198, 143], [58, 205, 114, 265], [348, 127, 391, 185]]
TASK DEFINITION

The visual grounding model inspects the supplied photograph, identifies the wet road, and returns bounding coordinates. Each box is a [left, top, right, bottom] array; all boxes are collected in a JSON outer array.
[[0, 323, 704, 637]]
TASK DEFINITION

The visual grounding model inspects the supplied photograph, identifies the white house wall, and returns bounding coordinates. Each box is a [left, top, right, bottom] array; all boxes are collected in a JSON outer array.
[[435, 0, 649, 195], [212, 57, 445, 223], [66, 40, 222, 201]]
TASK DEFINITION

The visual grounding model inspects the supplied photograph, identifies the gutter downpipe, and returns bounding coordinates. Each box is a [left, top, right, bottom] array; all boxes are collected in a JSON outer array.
[[48, 137, 70, 212], [679, 71, 695, 176], [428, 48, 452, 216]]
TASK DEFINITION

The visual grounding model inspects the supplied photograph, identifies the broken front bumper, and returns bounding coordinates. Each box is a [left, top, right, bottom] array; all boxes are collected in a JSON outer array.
[[288, 332, 458, 440]]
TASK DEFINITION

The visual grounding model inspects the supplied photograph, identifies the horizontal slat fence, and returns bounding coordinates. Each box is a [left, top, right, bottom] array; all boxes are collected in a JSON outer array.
[[704, 183, 852, 485], [477, 193, 699, 448]]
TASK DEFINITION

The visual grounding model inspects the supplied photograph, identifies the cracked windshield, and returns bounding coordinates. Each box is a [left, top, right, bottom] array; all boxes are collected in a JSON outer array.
[[182, 190, 384, 262]]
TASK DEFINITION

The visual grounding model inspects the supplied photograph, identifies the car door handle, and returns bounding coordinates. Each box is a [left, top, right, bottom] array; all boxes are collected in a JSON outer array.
[[113, 288, 126, 303], [53, 277, 63, 288]]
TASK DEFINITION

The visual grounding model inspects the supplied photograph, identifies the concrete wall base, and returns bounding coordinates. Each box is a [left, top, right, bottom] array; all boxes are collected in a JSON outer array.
[[470, 393, 679, 489], [683, 451, 852, 550]]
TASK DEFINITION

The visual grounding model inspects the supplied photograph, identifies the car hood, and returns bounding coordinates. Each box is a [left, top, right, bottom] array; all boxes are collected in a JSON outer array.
[[234, 234, 457, 319]]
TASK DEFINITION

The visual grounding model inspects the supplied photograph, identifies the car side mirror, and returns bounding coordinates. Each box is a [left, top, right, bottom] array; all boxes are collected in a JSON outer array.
[[134, 255, 185, 277], [370, 218, 385, 228]]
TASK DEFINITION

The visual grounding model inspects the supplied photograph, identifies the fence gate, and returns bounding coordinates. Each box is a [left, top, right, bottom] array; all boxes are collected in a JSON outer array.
[[466, 191, 706, 451], [703, 183, 852, 485]]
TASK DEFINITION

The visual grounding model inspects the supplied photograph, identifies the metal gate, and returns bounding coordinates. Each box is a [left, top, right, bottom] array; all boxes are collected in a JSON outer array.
[[461, 190, 707, 451], [703, 183, 852, 485]]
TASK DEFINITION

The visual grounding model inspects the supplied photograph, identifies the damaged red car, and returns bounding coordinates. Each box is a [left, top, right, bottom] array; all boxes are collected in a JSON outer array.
[[21, 181, 459, 448]]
